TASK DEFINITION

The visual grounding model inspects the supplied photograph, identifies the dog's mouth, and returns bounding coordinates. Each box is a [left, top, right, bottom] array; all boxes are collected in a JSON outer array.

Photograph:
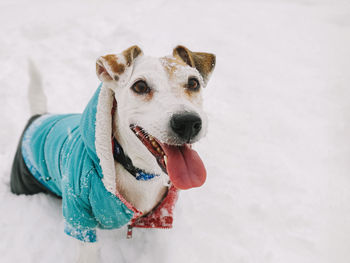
[[130, 125, 167, 174], [130, 124, 207, 190]]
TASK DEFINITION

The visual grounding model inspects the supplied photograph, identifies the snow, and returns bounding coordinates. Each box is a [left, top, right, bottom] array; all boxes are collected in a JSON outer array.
[[1, 0, 350, 262]]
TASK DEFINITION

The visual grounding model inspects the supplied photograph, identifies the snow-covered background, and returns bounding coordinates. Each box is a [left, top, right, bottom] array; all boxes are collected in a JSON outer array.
[[1, 0, 350, 262]]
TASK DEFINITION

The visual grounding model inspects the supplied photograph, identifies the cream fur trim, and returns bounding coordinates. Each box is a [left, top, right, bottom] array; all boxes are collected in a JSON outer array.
[[95, 86, 116, 194]]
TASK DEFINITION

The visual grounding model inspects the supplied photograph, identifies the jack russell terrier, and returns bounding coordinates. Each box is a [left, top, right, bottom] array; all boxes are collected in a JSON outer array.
[[10, 45, 216, 262]]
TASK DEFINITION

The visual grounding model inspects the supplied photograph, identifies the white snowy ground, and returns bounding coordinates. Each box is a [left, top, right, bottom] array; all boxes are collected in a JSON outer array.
[[1, 0, 350, 262]]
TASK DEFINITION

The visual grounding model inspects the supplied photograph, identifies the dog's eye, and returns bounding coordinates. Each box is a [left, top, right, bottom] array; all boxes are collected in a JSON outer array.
[[187, 78, 200, 92], [131, 80, 151, 94]]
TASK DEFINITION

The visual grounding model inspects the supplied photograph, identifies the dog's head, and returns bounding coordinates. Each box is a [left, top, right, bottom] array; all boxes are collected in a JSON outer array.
[[96, 45, 215, 190]]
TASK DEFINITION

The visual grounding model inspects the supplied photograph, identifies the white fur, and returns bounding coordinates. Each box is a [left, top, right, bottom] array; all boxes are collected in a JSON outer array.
[[115, 164, 169, 214], [28, 59, 47, 115]]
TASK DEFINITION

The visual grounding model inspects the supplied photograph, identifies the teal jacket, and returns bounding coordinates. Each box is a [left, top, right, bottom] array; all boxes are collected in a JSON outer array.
[[21, 84, 178, 242]]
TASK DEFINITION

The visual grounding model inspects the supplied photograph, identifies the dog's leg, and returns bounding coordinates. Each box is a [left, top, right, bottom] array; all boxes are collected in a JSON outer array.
[[75, 241, 100, 263]]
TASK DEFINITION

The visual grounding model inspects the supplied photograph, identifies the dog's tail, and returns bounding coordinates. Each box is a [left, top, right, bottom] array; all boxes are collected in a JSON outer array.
[[28, 59, 47, 115]]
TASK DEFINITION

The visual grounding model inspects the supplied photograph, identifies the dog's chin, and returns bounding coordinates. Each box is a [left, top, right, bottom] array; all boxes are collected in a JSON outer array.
[[129, 124, 207, 190]]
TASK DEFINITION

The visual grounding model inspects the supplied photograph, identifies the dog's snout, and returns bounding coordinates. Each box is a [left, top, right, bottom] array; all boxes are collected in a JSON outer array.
[[170, 113, 202, 142]]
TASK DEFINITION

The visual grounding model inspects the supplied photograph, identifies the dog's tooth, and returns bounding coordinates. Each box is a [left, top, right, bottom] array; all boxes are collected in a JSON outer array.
[[164, 155, 167, 165], [151, 141, 158, 147], [157, 147, 162, 153]]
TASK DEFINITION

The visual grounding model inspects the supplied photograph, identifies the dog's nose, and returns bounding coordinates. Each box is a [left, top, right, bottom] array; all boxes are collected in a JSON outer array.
[[170, 113, 202, 142]]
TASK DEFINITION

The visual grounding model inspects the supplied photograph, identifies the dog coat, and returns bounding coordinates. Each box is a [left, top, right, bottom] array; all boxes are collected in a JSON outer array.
[[21, 84, 178, 242]]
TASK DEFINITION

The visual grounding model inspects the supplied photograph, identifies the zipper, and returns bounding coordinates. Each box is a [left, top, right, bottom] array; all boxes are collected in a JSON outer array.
[[126, 224, 133, 239]]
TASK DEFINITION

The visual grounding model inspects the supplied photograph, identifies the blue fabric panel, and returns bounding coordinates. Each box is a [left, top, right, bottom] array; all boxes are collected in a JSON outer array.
[[22, 115, 64, 196], [44, 114, 81, 193]]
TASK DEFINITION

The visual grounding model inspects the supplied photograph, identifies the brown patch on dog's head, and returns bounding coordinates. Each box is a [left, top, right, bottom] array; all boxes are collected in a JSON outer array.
[[160, 56, 188, 79], [184, 87, 197, 100], [96, 45, 143, 83], [102, 54, 125, 75], [123, 45, 143, 67], [173, 45, 216, 84], [96, 62, 113, 81]]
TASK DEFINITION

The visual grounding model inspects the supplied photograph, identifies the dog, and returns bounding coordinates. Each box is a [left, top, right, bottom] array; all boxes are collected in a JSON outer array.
[[10, 45, 215, 262]]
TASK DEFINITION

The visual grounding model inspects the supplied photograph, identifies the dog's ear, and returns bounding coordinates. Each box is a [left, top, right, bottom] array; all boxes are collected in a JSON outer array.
[[96, 45, 143, 82], [173, 45, 216, 84]]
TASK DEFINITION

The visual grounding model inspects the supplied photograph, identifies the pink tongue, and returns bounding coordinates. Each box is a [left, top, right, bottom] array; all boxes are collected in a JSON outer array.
[[161, 144, 206, 190]]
